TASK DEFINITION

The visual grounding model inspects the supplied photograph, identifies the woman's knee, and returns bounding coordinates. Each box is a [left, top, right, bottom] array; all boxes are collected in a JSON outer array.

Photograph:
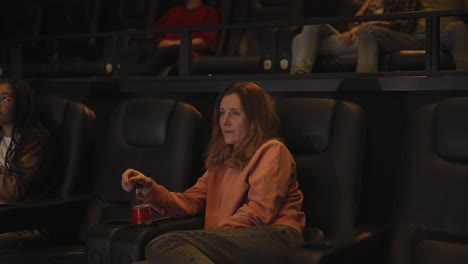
[[145, 231, 187, 264], [356, 30, 378, 50], [292, 33, 302, 49], [301, 24, 320, 34], [146, 231, 188, 253], [443, 21, 468, 34], [441, 21, 468, 49], [357, 28, 377, 41]]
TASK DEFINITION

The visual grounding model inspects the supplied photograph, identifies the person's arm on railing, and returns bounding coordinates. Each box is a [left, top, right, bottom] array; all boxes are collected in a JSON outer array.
[[383, 0, 421, 33], [347, 0, 374, 29], [340, 0, 421, 45], [355, 0, 374, 17]]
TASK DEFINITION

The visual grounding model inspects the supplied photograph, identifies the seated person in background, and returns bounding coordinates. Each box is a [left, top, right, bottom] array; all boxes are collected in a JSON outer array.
[[122, 82, 305, 264], [422, 0, 468, 72], [119, 0, 219, 76], [290, 0, 421, 73], [343, 0, 468, 72], [0, 79, 56, 246]]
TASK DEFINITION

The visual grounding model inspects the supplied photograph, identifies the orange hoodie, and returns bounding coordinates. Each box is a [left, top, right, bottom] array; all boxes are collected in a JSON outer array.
[[142, 139, 306, 233]]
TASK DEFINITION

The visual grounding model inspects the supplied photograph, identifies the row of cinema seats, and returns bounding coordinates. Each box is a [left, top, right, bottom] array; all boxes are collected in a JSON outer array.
[[0, 0, 169, 78], [1, 94, 468, 264], [0, 0, 459, 79], [0, 0, 309, 77], [0, 96, 204, 263]]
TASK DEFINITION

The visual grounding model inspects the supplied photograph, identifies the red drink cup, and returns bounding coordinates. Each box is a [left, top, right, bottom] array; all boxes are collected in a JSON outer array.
[[132, 204, 152, 225]]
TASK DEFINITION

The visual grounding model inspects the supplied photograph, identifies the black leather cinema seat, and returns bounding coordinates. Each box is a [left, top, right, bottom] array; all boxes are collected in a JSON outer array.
[[276, 98, 366, 240], [0, 98, 202, 264], [302, 97, 468, 264], [0, 96, 96, 234], [101, 0, 160, 32], [275, 98, 367, 264], [0, 97, 96, 264], [35, 96, 97, 198], [0, 0, 48, 78], [88, 97, 366, 264], [22, 0, 113, 78], [86, 98, 204, 264], [388, 97, 468, 264]]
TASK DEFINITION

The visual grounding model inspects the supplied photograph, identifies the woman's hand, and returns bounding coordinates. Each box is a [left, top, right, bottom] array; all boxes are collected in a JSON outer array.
[[340, 30, 357, 46], [358, 21, 391, 31], [340, 20, 391, 46], [121, 168, 154, 196]]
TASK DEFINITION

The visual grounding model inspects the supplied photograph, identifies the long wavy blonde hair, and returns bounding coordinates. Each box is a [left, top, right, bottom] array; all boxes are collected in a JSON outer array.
[[205, 82, 279, 170]]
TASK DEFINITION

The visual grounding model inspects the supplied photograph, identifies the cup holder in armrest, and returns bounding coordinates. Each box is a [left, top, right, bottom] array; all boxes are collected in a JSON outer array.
[[106, 216, 170, 227], [107, 220, 133, 225], [137, 216, 171, 227]]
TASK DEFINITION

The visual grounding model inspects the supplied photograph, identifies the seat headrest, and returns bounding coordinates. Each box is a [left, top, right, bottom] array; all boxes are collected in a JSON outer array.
[[435, 97, 468, 161], [276, 98, 337, 154], [36, 96, 68, 126], [121, 99, 175, 147]]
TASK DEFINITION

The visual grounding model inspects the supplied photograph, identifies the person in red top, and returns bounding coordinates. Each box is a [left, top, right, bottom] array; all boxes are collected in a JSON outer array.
[[119, 0, 219, 76], [122, 82, 305, 264]]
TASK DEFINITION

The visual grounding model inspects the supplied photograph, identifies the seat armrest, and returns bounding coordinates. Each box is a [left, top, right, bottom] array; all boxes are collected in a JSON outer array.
[[0, 195, 92, 233], [289, 225, 390, 264], [303, 226, 326, 242], [322, 227, 390, 264], [87, 215, 205, 264], [112, 216, 205, 263]]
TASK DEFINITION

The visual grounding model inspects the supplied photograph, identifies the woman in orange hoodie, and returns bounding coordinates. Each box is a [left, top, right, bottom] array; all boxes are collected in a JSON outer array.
[[122, 81, 305, 264]]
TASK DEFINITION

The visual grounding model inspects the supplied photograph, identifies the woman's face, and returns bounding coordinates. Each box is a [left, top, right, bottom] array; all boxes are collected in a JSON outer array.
[[219, 93, 250, 149], [0, 83, 15, 128]]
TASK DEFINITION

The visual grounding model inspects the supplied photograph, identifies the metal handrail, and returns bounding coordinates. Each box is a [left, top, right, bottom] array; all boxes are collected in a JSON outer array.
[[1, 8, 467, 78]]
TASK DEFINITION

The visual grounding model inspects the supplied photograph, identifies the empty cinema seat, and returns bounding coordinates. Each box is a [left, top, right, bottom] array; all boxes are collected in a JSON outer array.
[[276, 98, 366, 240], [35, 96, 97, 198], [0, 0, 49, 78], [297, 97, 468, 264], [21, 0, 114, 78], [274, 98, 368, 264], [275, 98, 366, 244], [387, 97, 468, 264], [101, 0, 161, 32]]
